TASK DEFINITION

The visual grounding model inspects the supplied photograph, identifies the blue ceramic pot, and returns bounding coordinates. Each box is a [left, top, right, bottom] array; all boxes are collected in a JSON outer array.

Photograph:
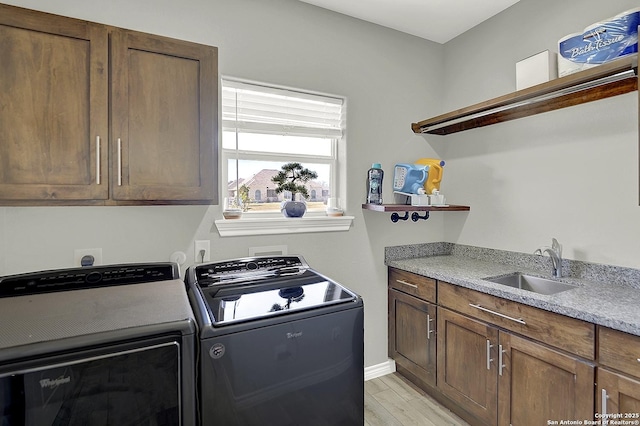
[[281, 200, 307, 218]]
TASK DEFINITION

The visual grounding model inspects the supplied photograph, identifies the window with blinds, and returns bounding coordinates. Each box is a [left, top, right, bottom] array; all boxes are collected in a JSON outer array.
[[221, 78, 345, 214]]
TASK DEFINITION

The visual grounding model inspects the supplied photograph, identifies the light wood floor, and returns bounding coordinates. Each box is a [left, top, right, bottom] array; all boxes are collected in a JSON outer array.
[[365, 373, 470, 426]]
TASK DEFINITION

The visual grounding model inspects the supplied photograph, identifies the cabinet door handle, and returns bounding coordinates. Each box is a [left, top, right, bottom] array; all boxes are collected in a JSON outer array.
[[469, 304, 527, 325], [601, 388, 609, 415], [486, 339, 494, 370], [426, 314, 434, 340], [95, 136, 101, 185], [117, 138, 122, 186], [396, 279, 418, 289], [498, 344, 506, 376]]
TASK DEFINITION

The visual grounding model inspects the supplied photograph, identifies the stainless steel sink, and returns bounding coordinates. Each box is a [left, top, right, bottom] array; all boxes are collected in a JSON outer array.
[[484, 273, 577, 295]]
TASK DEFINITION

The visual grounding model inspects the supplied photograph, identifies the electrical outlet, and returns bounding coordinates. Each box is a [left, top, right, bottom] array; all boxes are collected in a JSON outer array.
[[74, 248, 102, 267], [195, 240, 210, 263]]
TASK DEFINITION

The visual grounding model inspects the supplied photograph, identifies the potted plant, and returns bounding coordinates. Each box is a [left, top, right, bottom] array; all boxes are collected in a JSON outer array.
[[271, 162, 318, 217]]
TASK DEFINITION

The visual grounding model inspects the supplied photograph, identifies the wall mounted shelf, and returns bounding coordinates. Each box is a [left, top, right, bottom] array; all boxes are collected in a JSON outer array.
[[362, 203, 470, 222], [412, 55, 638, 135]]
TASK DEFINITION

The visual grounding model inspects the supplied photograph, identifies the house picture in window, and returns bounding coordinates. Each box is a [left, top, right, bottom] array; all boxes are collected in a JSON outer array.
[[227, 169, 329, 204]]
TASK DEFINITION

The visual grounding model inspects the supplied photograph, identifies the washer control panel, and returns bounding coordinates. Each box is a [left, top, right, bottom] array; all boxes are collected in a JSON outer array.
[[0, 263, 179, 298], [195, 255, 307, 281]]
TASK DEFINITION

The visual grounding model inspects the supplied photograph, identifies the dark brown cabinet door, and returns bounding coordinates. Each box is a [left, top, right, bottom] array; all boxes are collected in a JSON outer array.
[[498, 332, 594, 426], [437, 307, 498, 425], [598, 368, 640, 417], [0, 4, 108, 201], [388, 289, 436, 387], [110, 29, 217, 203]]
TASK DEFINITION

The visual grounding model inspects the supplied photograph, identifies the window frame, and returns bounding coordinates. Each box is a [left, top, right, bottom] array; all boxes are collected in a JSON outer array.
[[220, 77, 345, 218]]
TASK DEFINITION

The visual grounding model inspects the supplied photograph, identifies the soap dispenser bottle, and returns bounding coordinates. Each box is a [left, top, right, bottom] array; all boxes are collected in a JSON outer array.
[[366, 163, 384, 205]]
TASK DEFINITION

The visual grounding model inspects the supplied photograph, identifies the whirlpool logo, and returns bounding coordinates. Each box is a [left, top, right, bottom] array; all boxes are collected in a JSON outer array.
[[39, 376, 71, 389]]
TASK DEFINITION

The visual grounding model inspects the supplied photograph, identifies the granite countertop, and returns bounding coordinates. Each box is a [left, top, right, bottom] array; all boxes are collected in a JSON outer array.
[[385, 243, 640, 337]]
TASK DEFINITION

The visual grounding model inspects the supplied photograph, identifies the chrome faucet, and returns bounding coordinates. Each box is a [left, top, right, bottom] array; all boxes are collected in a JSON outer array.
[[534, 238, 563, 278]]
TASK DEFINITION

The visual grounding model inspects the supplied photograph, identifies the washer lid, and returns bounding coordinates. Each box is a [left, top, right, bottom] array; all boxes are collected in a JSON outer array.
[[201, 270, 357, 326]]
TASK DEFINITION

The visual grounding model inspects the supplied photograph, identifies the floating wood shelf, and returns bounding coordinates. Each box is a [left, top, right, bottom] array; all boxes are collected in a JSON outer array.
[[412, 55, 638, 135], [362, 203, 470, 223], [362, 204, 470, 212]]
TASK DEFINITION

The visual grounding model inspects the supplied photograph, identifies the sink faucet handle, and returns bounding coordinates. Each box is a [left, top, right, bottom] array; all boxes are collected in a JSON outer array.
[[551, 238, 562, 258], [534, 246, 550, 256]]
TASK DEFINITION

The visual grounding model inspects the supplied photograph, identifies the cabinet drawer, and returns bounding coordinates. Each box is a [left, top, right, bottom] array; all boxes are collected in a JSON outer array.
[[438, 282, 595, 359], [599, 327, 640, 379], [388, 268, 436, 303]]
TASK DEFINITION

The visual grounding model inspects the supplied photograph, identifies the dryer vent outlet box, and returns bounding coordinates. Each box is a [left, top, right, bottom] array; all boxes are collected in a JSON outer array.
[[74, 248, 102, 267]]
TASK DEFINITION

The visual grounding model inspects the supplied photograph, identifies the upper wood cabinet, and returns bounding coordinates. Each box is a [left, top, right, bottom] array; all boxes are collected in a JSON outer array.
[[0, 4, 218, 205], [0, 4, 109, 202], [110, 29, 216, 203]]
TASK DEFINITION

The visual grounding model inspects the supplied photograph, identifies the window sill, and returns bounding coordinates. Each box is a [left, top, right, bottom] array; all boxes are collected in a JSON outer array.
[[214, 215, 355, 237]]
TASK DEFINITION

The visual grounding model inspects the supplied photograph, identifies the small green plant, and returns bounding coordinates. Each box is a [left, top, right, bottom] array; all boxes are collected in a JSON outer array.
[[239, 184, 251, 211], [271, 162, 318, 201]]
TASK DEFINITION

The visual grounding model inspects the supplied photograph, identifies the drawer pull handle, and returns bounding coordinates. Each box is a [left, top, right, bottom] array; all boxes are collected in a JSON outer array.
[[396, 279, 418, 289], [486, 339, 494, 370], [426, 314, 434, 340], [95, 136, 101, 185], [469, 304, 527, 325], [117, 138, 122, 186]]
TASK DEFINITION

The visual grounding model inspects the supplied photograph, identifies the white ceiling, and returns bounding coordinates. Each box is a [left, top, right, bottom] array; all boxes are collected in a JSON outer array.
[[297, 0, 521, 44]]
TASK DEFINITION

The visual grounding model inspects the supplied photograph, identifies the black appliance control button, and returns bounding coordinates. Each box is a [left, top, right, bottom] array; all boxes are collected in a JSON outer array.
[[85, 271, 102, 284]]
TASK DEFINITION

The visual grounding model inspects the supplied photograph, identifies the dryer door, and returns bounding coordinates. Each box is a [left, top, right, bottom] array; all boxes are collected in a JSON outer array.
[[0, 337, 180, 426]]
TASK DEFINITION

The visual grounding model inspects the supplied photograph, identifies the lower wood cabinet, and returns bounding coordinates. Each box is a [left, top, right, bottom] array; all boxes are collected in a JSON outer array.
[[388, 288, 437, 387], [499, 330, 594, 426], [597, 327, 640, 417], [597, 368, 640, 416], [389, 268, 599, 426], [437, 307, 595, 426], [437, 307, 498, 425]]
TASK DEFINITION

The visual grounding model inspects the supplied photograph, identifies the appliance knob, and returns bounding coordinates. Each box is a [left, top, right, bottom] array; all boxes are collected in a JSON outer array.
[[86, 272, 102, 284]]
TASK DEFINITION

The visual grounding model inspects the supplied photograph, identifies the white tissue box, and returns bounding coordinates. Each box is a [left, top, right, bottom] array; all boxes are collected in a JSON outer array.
[[516, 51, 558, 90]]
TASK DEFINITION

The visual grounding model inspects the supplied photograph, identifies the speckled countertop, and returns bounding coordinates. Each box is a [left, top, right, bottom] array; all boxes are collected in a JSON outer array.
[[385, 243, 640, 337]]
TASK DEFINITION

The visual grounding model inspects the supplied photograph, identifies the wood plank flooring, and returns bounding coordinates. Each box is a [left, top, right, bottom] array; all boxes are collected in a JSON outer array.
[[365, 373, 470, 426]]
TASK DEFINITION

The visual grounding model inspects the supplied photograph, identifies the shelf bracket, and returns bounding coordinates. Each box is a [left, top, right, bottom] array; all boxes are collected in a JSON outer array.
[[390, 212, 409, 222], [390, 211, 430, 222], [411, 211, 430, 222]]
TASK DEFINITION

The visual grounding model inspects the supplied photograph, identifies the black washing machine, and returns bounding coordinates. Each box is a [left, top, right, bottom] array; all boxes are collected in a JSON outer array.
[[0, 263, 197, 426], [185, 255, 364, 426]]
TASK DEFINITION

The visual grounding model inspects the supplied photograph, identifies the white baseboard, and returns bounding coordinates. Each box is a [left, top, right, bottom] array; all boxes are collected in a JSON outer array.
[[364, 358, 396, 381]]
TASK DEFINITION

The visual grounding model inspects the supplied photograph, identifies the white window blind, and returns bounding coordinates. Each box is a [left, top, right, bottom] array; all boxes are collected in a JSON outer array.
[[222, 80, 344, 139]]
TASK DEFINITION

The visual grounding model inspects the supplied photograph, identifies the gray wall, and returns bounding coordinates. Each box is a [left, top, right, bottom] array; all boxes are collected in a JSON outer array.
[[1, 0, 638, 368], [437, 0, 639, 269], [0, 0, 444, 368]]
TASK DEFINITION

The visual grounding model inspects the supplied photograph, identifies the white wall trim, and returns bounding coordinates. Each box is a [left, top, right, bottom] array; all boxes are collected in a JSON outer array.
[[215, 216, 354, 237], [364, 359, 396, 381]]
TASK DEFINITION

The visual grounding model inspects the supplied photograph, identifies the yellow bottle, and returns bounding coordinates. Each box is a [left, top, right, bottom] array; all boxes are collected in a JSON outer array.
[[415, 158, 445, 195]]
